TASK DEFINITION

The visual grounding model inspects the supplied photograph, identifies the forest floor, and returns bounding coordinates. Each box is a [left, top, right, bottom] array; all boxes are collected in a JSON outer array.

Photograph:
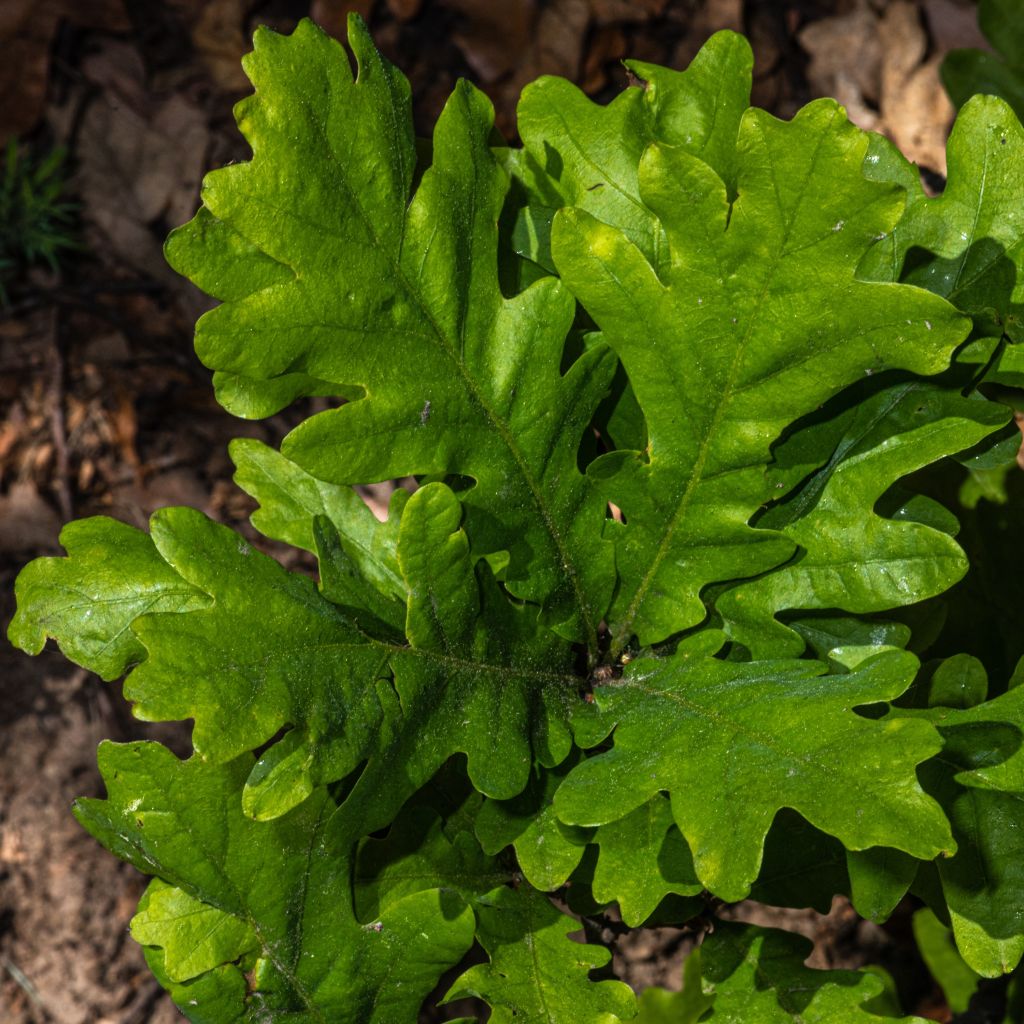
[[0, 1, 990, 1021]]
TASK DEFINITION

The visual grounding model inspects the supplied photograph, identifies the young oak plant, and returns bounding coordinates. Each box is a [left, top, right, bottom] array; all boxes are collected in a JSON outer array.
[[10, 15, 1024, 1022]]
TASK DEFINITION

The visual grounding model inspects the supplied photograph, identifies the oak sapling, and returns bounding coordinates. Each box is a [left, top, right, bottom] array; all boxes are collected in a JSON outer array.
[[10, 13, 1024, 1022]]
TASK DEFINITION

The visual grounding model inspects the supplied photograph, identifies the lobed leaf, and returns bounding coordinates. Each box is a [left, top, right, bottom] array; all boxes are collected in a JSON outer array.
[[943, 0, 1024, 127], [588, 794, 702, 926], [475, 752, 592, 892], [10, 497, 576, 825], [12, 15, 1024, 1021], [166, 16, 616, 645], [78, 742, 476, 1023], [685, 923, 928, 1022], [892, 670, 1024, 975], [445, 885, 636, 1024], [862, 94, 1024, 340], [510, 29, 753, 273], [552, 99, 968, 649], [718, 382, 1007, 657], [355, 799, 637, 1022], [556, 641, 952, 901], [7, 517, 208, 680]]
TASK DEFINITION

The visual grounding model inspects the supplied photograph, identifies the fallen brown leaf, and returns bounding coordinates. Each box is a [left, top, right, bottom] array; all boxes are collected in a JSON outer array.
[[386, 0, 423, 20], [587, 0, 666, 25], [879, 0, 953, 175], [511, 0, 590, 87], [0, 0, 129, 143], [443, 0, 537, 83], [310, 0, 377, 40], [923, 0, 990, 54], [799, 2, 881, 109], [75, 70, 208, 279], [192, 0, 253, 92], [0, 480, 60, 554]]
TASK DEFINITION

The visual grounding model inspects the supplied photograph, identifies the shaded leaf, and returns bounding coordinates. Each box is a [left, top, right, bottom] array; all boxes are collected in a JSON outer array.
[[846, 846, 917, 924], [446, 885, 636, 1023], [355, 803, 510, 921], [230, 436, 407, 608], [692, 923, 927, 1022], [862, 95, 1024, 341], [912, 907, 981, 1014], [589, 794, 702, 926], [475, 752, 592, 892], [634, 951, 712, 1024], [751, 811, 850, 915], [718, 383, 1006, 657], [943, 0, 1024, 127], [893, 671, 1024, 975], [77, 742, 476, 1023]]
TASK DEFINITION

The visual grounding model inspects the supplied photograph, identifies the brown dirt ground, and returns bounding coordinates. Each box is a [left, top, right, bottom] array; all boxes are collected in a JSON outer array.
[[0, 1, 986, 1020]]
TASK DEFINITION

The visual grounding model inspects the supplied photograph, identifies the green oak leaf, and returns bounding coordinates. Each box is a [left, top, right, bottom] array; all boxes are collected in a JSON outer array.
[[10, 492, 576, 824], [231, 437, 407, 616], [475, 752, 593, 892], [384, 482, 576, 799], [862, 95, 1024, 340], [165, 16, 615, 645], [718, 382, 1007, 657], [233, 437, 407, 636], [692, 923, 927, 1022], [307, 481, 578, 844], [552, 99, 968, 649], [893, 674, 1024, 976], [7, 517, 208, 681], [132, 879, 258, 984], [14, 19, 1024, 1023], [509, 29, 752, 273], [912, 907, 981, 1014], [943, 0, 1024, 127], [751, 811, 850, 915], [118, 507, 392, 816], [77, 741, 476, 1023], [846, 846, 918, 924], [355, 800, 636, 1023], [589, 794, 702, 926], [635, 952, 713, 1024], [445, 885, 636, 1024], [355, 803, 510, 921], [556, 639, 953, 901], [790, 615, 912, 663]]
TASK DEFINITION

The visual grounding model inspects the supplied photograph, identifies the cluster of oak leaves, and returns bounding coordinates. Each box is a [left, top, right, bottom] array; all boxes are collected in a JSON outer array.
[[10, 10, 1024, 1023]]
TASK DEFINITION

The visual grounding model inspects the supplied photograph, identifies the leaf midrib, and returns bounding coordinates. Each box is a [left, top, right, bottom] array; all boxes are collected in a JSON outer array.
[[611, 108, 840, 654], [298, 86, 599, 652]]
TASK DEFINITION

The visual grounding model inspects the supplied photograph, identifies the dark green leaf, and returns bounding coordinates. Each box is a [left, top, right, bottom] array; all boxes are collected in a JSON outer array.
[[78, 742, 476, 1023], [691, 923, 927, 1022], [912, 907, 981, 1014], [445, 885, 636, 1023], [892, 672, 1024, 974], [475, 753, 592, 892]]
